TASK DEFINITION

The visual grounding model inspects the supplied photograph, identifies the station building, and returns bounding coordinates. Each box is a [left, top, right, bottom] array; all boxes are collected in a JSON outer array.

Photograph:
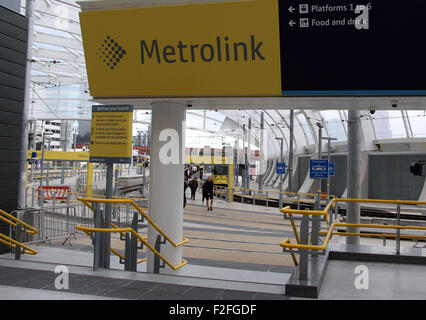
[[0, 0, 425, 302]]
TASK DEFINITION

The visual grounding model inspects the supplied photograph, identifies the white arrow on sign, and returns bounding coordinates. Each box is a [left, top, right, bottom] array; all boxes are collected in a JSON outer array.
[[289, 20, 296, 27], [288, 6, 295, 13]]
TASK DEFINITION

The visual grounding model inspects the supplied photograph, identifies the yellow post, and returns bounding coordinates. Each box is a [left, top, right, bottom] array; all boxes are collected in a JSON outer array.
[[228, 161, 234, 202], [86, 162, 93, 196]]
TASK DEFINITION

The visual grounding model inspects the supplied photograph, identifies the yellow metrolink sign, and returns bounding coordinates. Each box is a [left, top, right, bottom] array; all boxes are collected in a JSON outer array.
[[79, 0, 282, 97]]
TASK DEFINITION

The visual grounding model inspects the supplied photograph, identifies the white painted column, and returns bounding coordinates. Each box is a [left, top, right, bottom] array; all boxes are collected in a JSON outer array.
[[147, 102, 186, 273]]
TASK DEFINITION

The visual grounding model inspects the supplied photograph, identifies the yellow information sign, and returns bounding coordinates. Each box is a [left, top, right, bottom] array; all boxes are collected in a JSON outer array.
[[89, 105, 133, 163], [27, 150, 90, 162], [79, 0, 281, 98]]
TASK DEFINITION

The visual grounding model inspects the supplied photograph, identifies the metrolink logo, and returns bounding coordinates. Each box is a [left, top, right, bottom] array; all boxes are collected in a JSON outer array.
[[96, 35, 127, 70], [140, 35, 265, 64]]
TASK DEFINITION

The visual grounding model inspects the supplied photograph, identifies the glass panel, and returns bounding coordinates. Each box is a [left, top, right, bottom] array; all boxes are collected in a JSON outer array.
[[372, 111, 407, 139], [320, 110, 347, 141], [375, 111, 407, 139], [297, 114, 315, 145], [407, 111, 426, 137], [186, 113, 204, 130], [205, 110, 225, 121], [205, 118, 222, 131]]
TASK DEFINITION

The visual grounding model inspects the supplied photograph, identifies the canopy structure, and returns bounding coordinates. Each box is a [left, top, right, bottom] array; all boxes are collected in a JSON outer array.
[[21, 0, 426, 158]]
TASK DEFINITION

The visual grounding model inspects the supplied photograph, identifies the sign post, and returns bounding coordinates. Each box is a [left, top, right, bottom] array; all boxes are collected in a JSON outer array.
[[89, 104, 133, 269]]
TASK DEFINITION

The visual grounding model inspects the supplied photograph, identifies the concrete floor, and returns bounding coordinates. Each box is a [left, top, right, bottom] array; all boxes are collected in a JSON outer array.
[[318, 260, 426, 300]]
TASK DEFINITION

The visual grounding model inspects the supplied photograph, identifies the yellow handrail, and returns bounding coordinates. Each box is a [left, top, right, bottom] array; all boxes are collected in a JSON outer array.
[[279, 197, 426, 264], [281, 238, 298, 266], [280, 222, 426, 251], [280, 198, 426, 217], [77, 197, 188, 248], [81, 223, 148, 265], [0, 233, 38, 255], [288, 212, 300, 245], [76, 225, 187, 270], [110, 247, 148, 265], [0, 210, 39, 235]]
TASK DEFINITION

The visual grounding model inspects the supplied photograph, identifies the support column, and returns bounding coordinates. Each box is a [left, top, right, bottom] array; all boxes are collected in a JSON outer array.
[[312, 123, 323, 249], [258, 112, 264, 191], [147, 102, 186, 273], [242, 125, 246, 191], [103, 163, 114, 269], [18, 0, 35, 208], [347, 110, 361, 245], [86, 163, 93, 195], [247, 118, 251, 192], [288, 109, 294, 193]]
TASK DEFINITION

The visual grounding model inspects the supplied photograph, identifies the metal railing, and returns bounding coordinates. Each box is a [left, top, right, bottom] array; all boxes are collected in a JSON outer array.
[[77, 197, 188, 271], [78, 198, 187, 248], [279, 198, 426, 271], [0, 209, 39, 257], [76, 225, 187, 270], [80, 223, 148, 266], [215, 185, 334, 211]]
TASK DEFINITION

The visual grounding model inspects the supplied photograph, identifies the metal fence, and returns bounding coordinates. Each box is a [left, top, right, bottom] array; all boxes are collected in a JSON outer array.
[[16, 196, 149, 246]]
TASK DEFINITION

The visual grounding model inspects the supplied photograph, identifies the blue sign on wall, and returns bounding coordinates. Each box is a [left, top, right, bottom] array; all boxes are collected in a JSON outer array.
[[276, 162, 286, 175], [328, 162, 335, 177], [310, 159, 329, 179]]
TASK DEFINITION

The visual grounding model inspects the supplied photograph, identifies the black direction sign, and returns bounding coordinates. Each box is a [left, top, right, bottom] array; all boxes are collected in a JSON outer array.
[[279, 0, 426, 95]]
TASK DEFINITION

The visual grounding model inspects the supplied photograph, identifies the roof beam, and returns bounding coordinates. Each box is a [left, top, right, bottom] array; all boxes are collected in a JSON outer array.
[[33, 48, 85, 64], [33, 33, 83, 51]]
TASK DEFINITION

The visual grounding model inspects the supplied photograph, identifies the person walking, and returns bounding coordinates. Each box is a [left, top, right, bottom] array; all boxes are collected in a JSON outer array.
[[204, 176, 214, 211], [201, 181, 206, 204], [184, 176, 188, 208], [189, 177, 198, 200]]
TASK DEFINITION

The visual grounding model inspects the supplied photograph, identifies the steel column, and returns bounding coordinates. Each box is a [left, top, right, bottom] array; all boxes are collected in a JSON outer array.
[[311, 124, 323, 250], [347, 110, 361, 245], [18, 0, 35, 209], [258, 112, 265, 191], [103, 163, 114, 269], [288, 109, 294, 194]]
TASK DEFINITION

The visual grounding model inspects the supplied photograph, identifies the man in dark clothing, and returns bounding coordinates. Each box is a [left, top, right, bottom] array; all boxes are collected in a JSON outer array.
[[184, 176, 188, 208], [204, 176, 215, 211], [201, 182, 206, 204], [189, 177, 198, 200]]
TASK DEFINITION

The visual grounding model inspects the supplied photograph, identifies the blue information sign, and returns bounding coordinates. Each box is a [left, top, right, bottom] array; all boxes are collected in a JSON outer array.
[[276, 162, 286, 175], [328, 162, 335, 177], [310, 159, 329, 179]]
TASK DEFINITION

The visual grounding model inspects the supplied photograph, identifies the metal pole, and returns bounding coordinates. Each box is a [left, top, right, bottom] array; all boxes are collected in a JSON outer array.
[[258, 112, 264, 191], [288, 109, 294, 194], [18, 0, 35, 209], [45, 138, 51, 187], [39, 133, 46, 207], [326, 139, 331, 205], [61, 119, 66, 184], [242, 124, 246, 192], [278, 139, 284, 209], [142, 160, 146, 193], [103, 163, 114, 269], [396, 203, 401, 255], [234, 139, 238, 185], [312, 123, 323, 249], [93, 203, 101, 271], [347, 110, 361, 245], [73, 132, 77, 175], [247, 118, 252, 193], [299, 214, 310, 280]]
